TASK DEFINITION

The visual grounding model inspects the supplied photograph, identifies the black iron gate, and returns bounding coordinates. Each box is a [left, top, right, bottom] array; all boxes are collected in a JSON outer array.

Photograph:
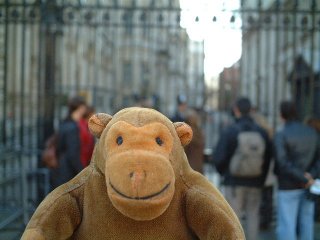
[[1, 0, 320, 238], [0, 0, 205, 237], [240, 0, 320, 125], [215, 0, 320, 126]]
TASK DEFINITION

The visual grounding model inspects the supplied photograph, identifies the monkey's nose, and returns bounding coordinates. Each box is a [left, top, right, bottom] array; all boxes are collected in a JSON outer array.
[[129, 169, 146, 191]]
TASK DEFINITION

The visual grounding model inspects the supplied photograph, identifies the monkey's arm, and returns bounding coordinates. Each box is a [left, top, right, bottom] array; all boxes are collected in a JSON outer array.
[[185, 187, 245, 240], [21, 188, 82, 240]]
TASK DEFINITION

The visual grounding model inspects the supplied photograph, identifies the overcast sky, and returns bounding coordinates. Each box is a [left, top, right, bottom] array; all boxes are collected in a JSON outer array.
[[180, 0, 242, 84]]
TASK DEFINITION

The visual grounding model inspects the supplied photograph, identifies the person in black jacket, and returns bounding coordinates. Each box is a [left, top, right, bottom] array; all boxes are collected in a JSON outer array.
[[213, 97, 272, 240], [274, 101, 320, 240], [50, 96, 87, 190]]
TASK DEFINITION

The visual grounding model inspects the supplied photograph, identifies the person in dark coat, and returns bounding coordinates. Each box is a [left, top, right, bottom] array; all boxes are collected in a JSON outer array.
[[50, 96, 87, 190], [305, 117, 320, 222], [274, 101, 320, 240], [213, 97, 272, 240]]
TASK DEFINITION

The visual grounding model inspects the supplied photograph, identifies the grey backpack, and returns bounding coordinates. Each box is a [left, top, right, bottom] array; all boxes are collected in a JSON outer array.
[[229, 130, 265, 177]]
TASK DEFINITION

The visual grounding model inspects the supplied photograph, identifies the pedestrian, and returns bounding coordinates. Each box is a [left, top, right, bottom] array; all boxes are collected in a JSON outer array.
[[213, 97, 272, 240], [274, 101, 320, 240], [184, 109, 205, 174], [79, 105, 95, 168], [251, 106, 273, 138], [251, 107, 275, 230], [171, 94, 188, 122], [50, 96, 87, 190], [306, 117, 320, 223]]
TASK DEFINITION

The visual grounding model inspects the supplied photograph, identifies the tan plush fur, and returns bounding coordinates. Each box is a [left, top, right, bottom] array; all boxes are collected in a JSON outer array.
[[21, 107, 245, 240]]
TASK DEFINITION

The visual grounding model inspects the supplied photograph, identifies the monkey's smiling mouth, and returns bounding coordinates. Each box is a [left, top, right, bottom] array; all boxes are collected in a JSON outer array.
[[109, 181, 171, 200]]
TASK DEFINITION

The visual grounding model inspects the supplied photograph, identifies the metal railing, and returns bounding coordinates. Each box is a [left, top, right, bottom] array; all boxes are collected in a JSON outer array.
[[0, 1, 204, 237], [1, 0, 320, 238]]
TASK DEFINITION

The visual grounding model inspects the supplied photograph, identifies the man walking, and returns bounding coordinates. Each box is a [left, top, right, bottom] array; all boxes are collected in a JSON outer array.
[[213, 97, 272, 240], [274, 101, 320, 240]]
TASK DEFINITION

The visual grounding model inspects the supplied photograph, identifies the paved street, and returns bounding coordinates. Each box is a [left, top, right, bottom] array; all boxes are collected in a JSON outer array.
[[204, 164, 320, 240], [0, 164, 319, 240], [259, 223, 320, 240]]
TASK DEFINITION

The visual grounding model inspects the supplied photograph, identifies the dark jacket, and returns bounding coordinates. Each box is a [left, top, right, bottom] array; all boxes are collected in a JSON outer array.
[[171, 110, 186, 123], [274, 121, 320, 190], [50, 119, 83, 189], [213, 116, 272, 187]]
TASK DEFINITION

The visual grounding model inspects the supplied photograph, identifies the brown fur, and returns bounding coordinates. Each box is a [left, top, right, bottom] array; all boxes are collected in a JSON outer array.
[[22, 107, 245, 239]]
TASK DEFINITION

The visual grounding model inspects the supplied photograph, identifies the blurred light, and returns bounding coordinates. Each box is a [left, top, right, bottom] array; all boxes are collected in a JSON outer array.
[[180, 0, 242, 78]]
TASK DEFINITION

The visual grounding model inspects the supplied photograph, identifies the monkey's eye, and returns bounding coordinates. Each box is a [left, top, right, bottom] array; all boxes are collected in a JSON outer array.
[[155, 137, 163, 146], [116, 136, 123, 145]]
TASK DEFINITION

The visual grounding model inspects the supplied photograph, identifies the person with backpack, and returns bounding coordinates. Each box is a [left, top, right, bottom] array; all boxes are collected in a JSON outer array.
[[274, 101, 320, 240], [213, 97, 272, 240]]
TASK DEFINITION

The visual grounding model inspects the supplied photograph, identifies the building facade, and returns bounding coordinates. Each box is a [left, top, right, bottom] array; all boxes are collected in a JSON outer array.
[[54, 0, 205, 116], [218, 62, 240, 111], [240, 0, 320, 127]]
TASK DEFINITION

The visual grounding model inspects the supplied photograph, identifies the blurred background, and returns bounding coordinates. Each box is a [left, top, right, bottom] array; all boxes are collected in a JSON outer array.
[[0, 0, 320, 239]]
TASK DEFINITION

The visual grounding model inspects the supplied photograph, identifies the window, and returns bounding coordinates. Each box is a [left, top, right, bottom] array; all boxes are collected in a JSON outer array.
[[123, 61, 132, 85], [140, 62, 149, 86]]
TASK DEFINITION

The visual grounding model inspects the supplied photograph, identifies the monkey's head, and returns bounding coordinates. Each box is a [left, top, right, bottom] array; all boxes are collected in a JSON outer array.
[[88, 107, 193, 221]]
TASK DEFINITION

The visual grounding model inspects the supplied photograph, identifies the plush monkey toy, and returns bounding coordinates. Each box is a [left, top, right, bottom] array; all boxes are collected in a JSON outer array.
[[22, 107, 245, 240]]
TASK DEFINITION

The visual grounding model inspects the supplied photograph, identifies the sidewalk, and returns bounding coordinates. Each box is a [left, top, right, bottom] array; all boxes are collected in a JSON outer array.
[[1, 164, 319, 240], [203, 164, 320, 239], [259, 222, 320, 240]]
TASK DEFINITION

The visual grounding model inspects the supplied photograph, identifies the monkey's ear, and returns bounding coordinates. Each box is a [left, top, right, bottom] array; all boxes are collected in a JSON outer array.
[[88, 113, 112, 138], [173, 122, 193, 147]]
